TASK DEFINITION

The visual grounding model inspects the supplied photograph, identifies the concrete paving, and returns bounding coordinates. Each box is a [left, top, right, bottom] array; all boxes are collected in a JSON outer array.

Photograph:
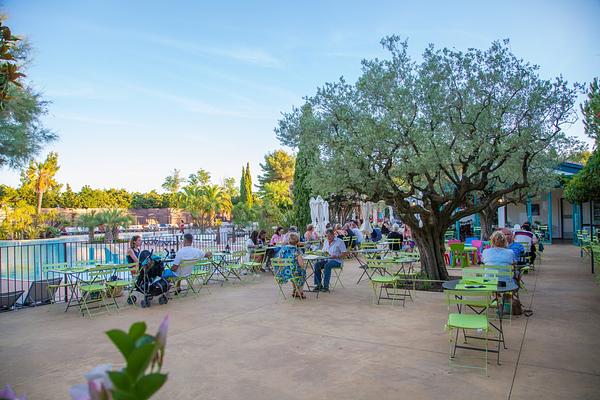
[[1, 244, 599, 399]]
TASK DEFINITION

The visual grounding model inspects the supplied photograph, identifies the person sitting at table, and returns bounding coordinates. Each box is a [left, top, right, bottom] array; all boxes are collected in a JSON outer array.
[[274, 233, 306, 299], [284, 226, 299, 244], [258, 230, 267, 246], [501, 228, 525, 264], [304, 224, 319, 242], [350, 221, 364, 247], [371, 225, 383, 242], [387, 224, 404, 251], [334, 223, 346, 239], [313, 228, 347, 292], [381, 219, 390, 236], [163, 233, 212, 289], [269, 227, 285, 246], [514, 222, 537, 264], [127, 235, 142, 263], [482, 231, 515, 267]]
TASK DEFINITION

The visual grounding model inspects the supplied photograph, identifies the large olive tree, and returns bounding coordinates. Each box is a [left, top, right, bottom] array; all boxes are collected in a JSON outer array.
[[277, 37, 579, 280]]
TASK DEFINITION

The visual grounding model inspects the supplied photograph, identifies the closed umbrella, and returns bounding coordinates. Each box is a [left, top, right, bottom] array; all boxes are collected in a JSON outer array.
[[323, 200, 330, 231], [309, 197, 318, 229]]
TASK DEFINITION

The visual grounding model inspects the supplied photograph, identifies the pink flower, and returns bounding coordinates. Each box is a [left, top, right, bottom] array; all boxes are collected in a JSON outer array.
[[152, 315, 169, 370], [69, 364, 112, 400], [0, 385, 26, 400]]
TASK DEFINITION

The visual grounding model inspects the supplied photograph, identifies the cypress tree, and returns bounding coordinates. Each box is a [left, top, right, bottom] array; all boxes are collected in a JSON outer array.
[[292, 141, 316, 229], [244, 162, 253, 207], [239, 165, 247, 205]]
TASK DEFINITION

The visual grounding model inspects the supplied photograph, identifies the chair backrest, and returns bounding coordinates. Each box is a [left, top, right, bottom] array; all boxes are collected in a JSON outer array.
[[462, 268, 498, 279], [515, 241, 531, 252], [447, 239, 461, 245], [360, 242, 377, 249], [42, 262, 69, 274], [449, 243, 465, 252], [471, 240, 483, 250], [0, 290, 24, 310], [22, 277, 63, 306], [270, 257, 294, 281], [445, 289, 493, 310], [484, 265, 513, 278], [178, 258, 201, 277], [366, 258, 398, 269]]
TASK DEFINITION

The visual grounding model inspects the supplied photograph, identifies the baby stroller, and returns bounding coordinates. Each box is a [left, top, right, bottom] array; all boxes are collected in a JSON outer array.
[[128, 250, 171, 308]]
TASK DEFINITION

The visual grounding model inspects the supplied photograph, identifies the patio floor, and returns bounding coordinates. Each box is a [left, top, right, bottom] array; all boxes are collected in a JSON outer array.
[[1, 244, 599, 399]]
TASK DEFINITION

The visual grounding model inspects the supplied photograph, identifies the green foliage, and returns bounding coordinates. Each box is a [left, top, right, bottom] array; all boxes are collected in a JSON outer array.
[[581, 77, 600, 143], [221, 177, 239, 203], [232, 202, 256, 228], [177, 184, 232, 227], [104, 319, 168, 400], [96, 209, 134, 242], [0, 16, 56, 169], [288, 105, 320, 229], [0, 200, 36, 239], [566, 149, 592, 165], [262, 180, 293, 209], [240, 162, 253, 207], [187, 168, 211, 187], [21, 152, 60, 214], [258, 150, 295, 187], [276, 37, 579, 280], [161, 169, 184, 194], [565, 148, 600, 203], [77, 210, 99, 241]]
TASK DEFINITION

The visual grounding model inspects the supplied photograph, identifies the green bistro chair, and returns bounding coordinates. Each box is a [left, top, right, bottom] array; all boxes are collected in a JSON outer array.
[[223, 250, 249, 283], [449, 243, 470, 268], [190, 259, 213, 294], [105, 262, 137, 302], [168, 258, 201, 298], [445, 289, 496, 375], [359, 242, 377, 250], [243, 248, 267, 277], [78, 265, 117, 317], [271, 257, 305, 300], [41, 262, 70, 307]]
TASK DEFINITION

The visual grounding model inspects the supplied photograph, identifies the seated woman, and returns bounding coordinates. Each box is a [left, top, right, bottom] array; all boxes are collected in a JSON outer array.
[[274, 233, 306, 298], [482, 231, 516, 266], [269, 227, 285, 246], [387, 224, 404, 251], [334, 223, 347, 240], [304, 224, 319, 242], [127, 235, 142, 264]]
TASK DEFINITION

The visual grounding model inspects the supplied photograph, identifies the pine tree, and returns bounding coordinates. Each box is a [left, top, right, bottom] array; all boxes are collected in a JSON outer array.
[[292, 142, 315, 229], [244, 162, 253, 207]]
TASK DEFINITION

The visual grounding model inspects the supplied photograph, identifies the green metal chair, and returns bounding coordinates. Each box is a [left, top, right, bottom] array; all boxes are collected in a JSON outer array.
[[41, 262, 70, 306], [168, 258, 201, 297], [190, 259, 213, 293], [78, 265, 117, 317], [105, 262, 137, 301], [243, 248, 267, 277], [271, 257, 305, 300], [449, 243, 470, 268], [445, 289, 495, 375]]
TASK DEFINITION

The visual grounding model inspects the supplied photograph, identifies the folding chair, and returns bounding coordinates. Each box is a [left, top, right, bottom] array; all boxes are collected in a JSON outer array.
[[243, 248, 266, 277], [271, 257, 305, 300], [222, 251, 248, 283], [42, 262, 70, 304], [190, 259, 213, 294], [168, 258, 201, 298], [445, 289, 495, 375], [78, 265, 117, 317], [329, 260, 345, 289], [0, 290, 24, 312], [105, 262, 137, 302]]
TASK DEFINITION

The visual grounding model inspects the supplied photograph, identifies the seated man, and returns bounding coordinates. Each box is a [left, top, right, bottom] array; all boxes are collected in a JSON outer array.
[[502, 228, 524, 264], [313, 228, 347, 292], [163, 233, 211, 281], [350, 221, 364, 247], [513, 222, 537, 263], [387, 224, 404, 251], [371, 225, 382, 242]]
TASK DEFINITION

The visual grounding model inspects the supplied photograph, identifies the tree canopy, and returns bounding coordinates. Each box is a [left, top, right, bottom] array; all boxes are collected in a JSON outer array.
[[277, 37, 579, 280]]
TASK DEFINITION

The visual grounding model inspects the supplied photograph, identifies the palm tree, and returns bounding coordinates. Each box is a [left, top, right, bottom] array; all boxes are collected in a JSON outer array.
[[24, 152, 59, 215], [96, 209, 134, 242], [178, 186, 208, 227], [202, 185, 232, 245], [77, 210, 99, 242]]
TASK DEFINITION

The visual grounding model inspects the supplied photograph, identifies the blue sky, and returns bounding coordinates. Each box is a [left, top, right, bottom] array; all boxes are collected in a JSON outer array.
[[1, 0, 599, 192]]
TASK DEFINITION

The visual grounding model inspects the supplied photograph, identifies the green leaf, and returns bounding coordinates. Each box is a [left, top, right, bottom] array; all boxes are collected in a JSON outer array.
[[106, 329, 134, 359], [135, 373, 168, 400], [128, 322, 147, 341], [111, 389, 138, 400], [125, 343, 157, 380], [107, 371, 132, 391], [135, 334, 155, 348]]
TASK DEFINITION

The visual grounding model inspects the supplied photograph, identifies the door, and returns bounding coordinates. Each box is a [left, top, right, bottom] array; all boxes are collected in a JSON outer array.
[[561, 199, 573, 240]]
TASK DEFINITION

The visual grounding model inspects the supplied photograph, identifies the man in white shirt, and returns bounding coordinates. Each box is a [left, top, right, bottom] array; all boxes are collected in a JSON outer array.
[[313, 228, 347, 292], [163, 233, 211, 279]]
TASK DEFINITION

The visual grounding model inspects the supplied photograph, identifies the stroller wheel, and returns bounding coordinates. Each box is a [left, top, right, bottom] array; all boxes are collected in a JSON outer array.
[[127, 295, 137, 305], [140, 299, 150, 308], [159, 296, 168, 305]]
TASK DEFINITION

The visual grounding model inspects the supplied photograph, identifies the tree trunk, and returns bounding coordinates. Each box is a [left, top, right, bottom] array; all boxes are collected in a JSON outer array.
[[412, 225, 450, 281], [480, 205, 498, 240], [88, 228, 94, 242], [216, 224, 221, 245], [36, 191, 43, 215]]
